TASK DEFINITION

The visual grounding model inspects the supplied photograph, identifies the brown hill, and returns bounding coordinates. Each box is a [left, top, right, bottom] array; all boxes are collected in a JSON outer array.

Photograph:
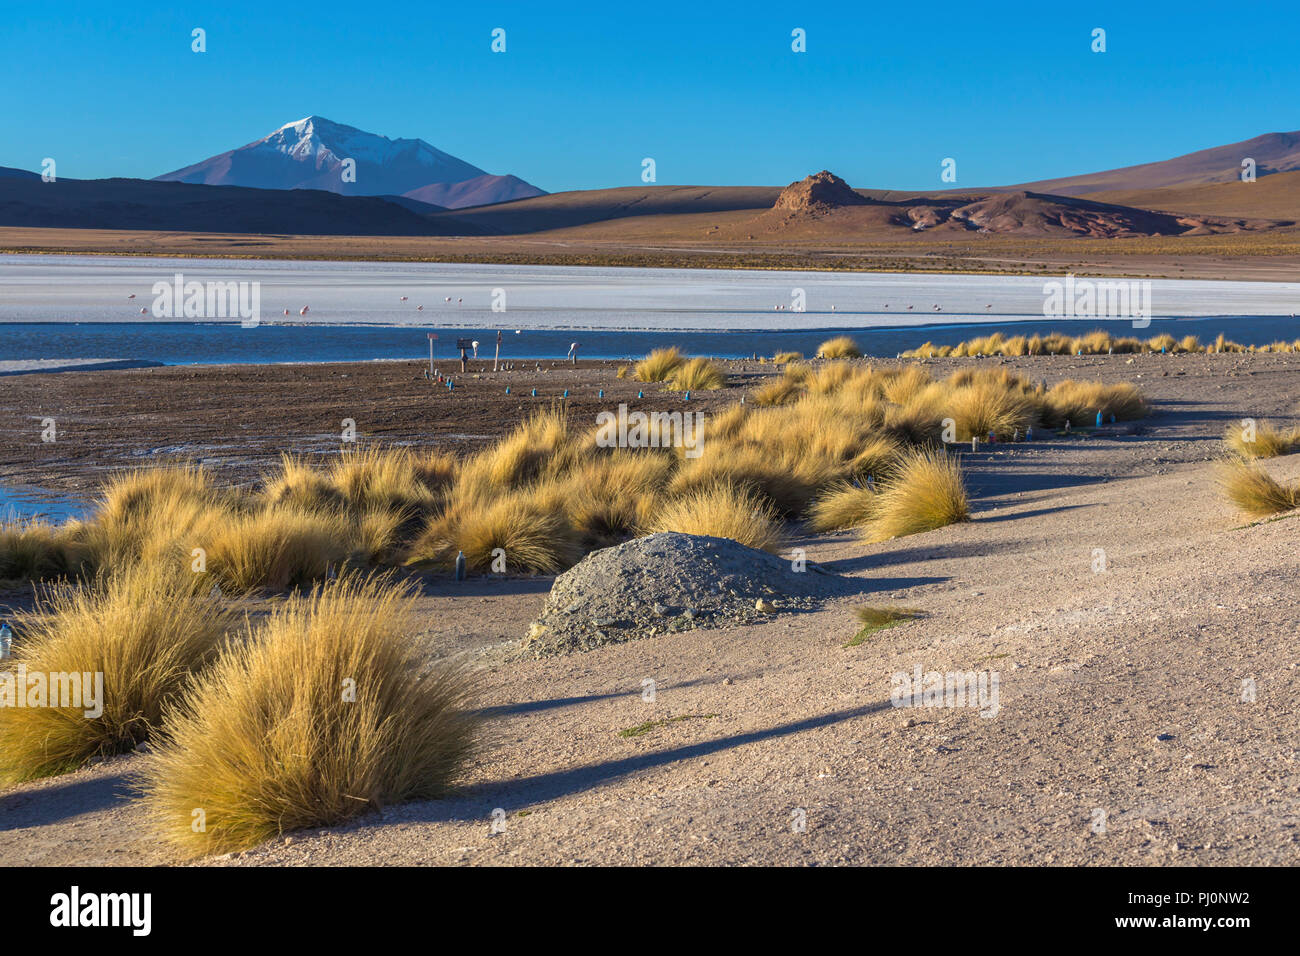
[[426, 185, 780, 235], [772, 170, 868, 213], [1007, 130, 1300, 195], [0, 176, 485, 236], [728, 179, 1277, 240], [1089, 170, 1300, 222]]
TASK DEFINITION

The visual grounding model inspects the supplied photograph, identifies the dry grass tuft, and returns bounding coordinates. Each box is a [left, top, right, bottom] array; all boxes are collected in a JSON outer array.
[[203, 507, 352, 591], [667, 357, 727, 391], [646, 482, 783, 553], [817, 336, 862, 359], [1223, 420, 1300, 459], [1217, 459, 1300, 518], [408, 487, 582, 574], [0, 564, 236, 783], [752, 377, 804, 407], [863, 449, 969, 542], [808, 480, 880, 532], [634, 347, 686, 382], [137, 574, 479, 857], [1042, 381, 1148, 428]]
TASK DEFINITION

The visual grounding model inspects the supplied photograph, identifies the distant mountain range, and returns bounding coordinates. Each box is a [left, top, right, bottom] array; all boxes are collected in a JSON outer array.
[[154, 116, 545, 208], [1, 125, 1297, 240]]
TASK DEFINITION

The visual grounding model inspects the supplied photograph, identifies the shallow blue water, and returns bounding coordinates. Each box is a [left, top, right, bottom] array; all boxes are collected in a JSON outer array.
[[3, 316, 1299, 366], [0, 485, 88, 523]]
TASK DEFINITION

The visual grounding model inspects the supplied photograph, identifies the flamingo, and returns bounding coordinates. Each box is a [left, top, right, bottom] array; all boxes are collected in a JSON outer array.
[[986, 304, 992, 309], [445, 296, 451, 302], [300, 306, 309, 316], [907, 305, 913, 310], [457, 297, 462, 304], [934, 305, 941, 311], [127, 294, 136, 300], [139, 307, 147, 314], [417, 305, 424, 311], [400, 296, 408, 301], [283, 309, 290, 316]]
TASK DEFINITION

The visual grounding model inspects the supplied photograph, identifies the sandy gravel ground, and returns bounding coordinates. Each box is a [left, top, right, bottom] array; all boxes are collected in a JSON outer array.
[[2, 353, 1299, 866]]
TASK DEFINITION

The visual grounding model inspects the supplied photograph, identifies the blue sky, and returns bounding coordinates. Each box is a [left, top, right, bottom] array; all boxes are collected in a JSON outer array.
[[1, 1, 1297, 193]]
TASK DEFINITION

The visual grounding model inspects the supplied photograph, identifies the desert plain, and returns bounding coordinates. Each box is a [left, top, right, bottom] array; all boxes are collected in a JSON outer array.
[[1, 350, 1297, 866]]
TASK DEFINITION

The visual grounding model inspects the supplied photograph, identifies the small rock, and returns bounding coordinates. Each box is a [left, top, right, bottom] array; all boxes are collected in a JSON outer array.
[[652, 603, 669, 617], [722, 677, 733, 685], [755, 599, 777, 613], [1156, 733, 1175, 741]]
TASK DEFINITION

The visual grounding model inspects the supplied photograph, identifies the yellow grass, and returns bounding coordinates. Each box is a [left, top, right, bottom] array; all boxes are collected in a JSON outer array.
[[817, 336, 862, 359], [0, 519, 91, 582], [407, 486, 581, 573], [944, 378, 1039, 441], [1223, 419, 1300, 459], [904, 329, 1260, 358], [634, 347, 686, 382], [752, 377, 803, 406], [137, 574, 479, 856], [863, 449, 970, 542], [773, 351, 803, 364], [202, 507, 353, 592], [646, 481, 784, 552], [328, 446, 437, 514], [0, 564, 237, 783], [1042, 381, 1148, 428], [667, 357, 728, 391], [808, 480, 880, 531], [1217, 459, 1300, 518]]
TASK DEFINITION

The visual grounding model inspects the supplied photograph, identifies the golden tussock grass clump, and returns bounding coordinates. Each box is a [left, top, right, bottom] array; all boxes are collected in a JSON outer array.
[[411, 449, 460, 496], [0, 519, 91, 583], [1223, 419, 1300, 459], [808, 480, 880, 532], [203, 507, 353, 592], [0, 564, 237, 783], [817, 336, 862, 359], [752, 377, 804, 407], [806, 361, 857, 395], [881, 365, 939, 405], [704, 402, 750, 442], [902, 329, 1266, 358], [557, 451, 674, 547], [616, 365, 629, 379], [862, 449, 969, 542], [667, 357, 727, 391], [634, 347, 686, 382], [407, 486, 582, 574], [667, 443, 830, 518], [1042, 381, 1148, 427], [91, 464, 235, 569], [137, 574, 479, 857], [1216, 459, 1300, 518], [459, 406, 577, 492], [782, 361, 813, 382], [944, 379, 1040, 441], [262, 454, 344, 512], [329, 446, 437, 515], [645, 481, 783, 553], [773, 351, 803, 364]]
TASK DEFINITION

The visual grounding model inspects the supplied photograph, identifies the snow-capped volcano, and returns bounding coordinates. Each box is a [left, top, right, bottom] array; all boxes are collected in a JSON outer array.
[[154, 116, 544, 207]]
